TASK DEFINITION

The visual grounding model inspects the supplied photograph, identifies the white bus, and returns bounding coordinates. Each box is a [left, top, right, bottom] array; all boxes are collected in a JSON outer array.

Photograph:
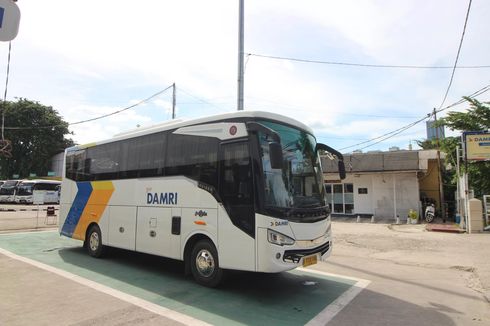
[[14, 179, 61, 204], [0, 180, 22, 203], [59, 111, 345, 287]]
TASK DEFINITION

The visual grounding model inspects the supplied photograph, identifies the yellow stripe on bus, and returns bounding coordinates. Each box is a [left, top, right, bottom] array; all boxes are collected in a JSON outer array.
[[72, 181, 115, 241]]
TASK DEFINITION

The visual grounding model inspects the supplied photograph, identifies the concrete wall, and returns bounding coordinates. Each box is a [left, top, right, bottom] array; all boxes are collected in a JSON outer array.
[[50, 152, 64, 177], [351, 174, 373, 215], [324, 172, 420, 219], [371, 173, 419, 219]]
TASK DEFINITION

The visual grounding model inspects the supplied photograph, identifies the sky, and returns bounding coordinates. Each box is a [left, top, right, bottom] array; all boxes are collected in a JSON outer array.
[[1, 0, 489, 152]]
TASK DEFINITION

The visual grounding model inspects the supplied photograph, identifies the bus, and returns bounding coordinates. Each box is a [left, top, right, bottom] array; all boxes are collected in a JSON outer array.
[[0, 180, 22, 203], [14, 179, 61, 204], [59, 111, 345, 287]]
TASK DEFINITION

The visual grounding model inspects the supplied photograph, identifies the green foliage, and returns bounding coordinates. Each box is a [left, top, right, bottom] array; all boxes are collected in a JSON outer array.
[[415, 139, 437, 150], [437, 97, 490, 197], [438, 97, 490, 131], [0, 99, 74, 179], [466, 162, 490, 198]]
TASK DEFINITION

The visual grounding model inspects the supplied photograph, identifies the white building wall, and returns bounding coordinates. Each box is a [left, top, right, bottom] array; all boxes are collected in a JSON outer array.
[[325, 172, 420, 219], [371, 173, 419, 219], [372, 174, 394, 218], [352, 174, 373, 215], [50, 152, 64, 177]]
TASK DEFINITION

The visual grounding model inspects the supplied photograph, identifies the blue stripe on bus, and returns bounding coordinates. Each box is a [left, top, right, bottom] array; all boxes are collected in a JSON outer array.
[[61, 182, 93, 238]]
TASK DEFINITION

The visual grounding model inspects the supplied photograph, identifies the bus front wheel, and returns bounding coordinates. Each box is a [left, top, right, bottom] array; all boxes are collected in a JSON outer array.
[[190, 240, 223, 287], [86, 225, 105, 258]]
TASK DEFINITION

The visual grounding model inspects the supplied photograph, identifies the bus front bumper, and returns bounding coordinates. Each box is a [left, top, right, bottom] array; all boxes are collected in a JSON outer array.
[[256, 228, 332, 273]]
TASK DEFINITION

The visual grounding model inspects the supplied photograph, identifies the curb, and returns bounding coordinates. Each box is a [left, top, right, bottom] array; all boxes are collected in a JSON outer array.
[[425, 224, 466, 233], [0, 208, 59, 212]]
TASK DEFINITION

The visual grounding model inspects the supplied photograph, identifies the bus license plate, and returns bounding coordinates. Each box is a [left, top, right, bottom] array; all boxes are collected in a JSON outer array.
[[302, 254, 317, 267]]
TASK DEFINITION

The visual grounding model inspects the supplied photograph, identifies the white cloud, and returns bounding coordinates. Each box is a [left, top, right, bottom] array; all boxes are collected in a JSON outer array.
[[1, 0, 488, 150]]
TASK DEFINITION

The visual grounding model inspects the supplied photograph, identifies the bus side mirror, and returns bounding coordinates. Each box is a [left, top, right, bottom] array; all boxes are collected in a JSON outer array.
[[316, 143, 346, 180], [338, 161, 346, 180], [269, 142, 283, 169]]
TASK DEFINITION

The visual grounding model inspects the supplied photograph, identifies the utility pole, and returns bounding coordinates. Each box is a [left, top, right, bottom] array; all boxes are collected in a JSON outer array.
[[462, 133, 471, 233], [172, 83, 176, 119], [237, 0, 244, 111], [433, 108, 445, 222]]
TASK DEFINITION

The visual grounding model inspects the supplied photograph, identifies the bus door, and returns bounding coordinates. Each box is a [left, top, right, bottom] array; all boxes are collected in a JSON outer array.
[[217, 141, 256, 271]]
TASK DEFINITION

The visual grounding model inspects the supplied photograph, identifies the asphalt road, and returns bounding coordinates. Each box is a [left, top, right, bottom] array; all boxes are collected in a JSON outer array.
[[0, 212, 489, 325]]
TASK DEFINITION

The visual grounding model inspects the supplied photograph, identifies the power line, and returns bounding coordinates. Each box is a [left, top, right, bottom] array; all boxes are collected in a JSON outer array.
[[338, 83, 490, 152], [435, 82, 490, 114], [4, 84, 174, 130], [339, 116, 428, 151], [247, 53, 489, 70], [177, 87, 232, 112], [437, 0, 473, 109]]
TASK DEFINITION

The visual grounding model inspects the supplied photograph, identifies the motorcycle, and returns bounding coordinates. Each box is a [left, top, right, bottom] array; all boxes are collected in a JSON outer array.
[[425, 204, 435, 223]]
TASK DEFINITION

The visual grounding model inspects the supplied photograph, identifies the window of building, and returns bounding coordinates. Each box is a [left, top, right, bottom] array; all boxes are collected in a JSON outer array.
[[344, 183, 354, 214], [324, 182, 355, 214]]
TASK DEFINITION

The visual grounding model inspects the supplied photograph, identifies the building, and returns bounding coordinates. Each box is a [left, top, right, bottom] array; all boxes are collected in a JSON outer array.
[[321, 149, 444, 220], [426, 120, 445, 141], [49, 152, 64, 178]]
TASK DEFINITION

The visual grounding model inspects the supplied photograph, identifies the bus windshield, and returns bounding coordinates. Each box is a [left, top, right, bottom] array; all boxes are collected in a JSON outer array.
[[0, 187, 15, 195], [16, 183, 34, 196], [258, 121, 326, 213]]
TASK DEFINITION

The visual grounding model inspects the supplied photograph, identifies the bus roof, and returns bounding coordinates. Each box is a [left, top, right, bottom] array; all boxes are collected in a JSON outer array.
[[68, 111, 315, 151], [18, 179, 61, 184]]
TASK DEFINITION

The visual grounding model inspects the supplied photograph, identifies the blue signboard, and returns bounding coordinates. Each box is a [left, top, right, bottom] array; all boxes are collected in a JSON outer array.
[[0, 0, 20, 42]]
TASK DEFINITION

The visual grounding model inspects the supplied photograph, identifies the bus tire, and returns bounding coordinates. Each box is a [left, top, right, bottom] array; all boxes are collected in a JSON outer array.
[[86, 224, 105, 258], [190, 239, 223, 287]]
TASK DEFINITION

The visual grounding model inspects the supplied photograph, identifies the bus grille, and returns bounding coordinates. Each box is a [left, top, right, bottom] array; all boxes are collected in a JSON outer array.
[[283, 241, 330, 263]]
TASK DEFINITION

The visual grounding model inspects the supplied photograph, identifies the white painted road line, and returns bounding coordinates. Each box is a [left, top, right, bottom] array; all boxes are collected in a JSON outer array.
[[1, 239, 370, 326], [0, 247, 211, 326], [298, 267, 371, 326]]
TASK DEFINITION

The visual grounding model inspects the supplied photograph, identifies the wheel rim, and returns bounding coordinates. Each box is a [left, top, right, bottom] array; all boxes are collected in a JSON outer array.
[[89, 232, 99, 252], [426, 214, 434, 222], [195, 249, 215, 278]]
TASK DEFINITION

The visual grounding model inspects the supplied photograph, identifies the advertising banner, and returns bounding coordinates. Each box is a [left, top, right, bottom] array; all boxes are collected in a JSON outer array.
[[464, 131, 490, 161]]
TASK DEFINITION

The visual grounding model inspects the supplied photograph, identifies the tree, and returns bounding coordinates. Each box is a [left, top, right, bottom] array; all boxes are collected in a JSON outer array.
[[438, 97, 490, 198], [440, 97, 490, 131], [0, 98, 74, 179]]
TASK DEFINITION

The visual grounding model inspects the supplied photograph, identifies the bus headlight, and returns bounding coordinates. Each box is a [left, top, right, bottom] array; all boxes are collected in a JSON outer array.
[[267, 229, 295, 246]]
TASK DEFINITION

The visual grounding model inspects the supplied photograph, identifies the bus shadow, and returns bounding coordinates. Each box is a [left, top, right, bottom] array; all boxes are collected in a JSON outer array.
[[57, 246, 456, 326]]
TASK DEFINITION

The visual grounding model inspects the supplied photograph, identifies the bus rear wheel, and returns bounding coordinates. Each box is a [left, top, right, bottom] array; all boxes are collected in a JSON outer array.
[[190, 240, 223, 287], [86, 225, 105, 258]]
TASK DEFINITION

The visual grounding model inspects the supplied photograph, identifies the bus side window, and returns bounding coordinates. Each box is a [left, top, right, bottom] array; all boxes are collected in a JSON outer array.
[[166, 134, 219, 189]]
